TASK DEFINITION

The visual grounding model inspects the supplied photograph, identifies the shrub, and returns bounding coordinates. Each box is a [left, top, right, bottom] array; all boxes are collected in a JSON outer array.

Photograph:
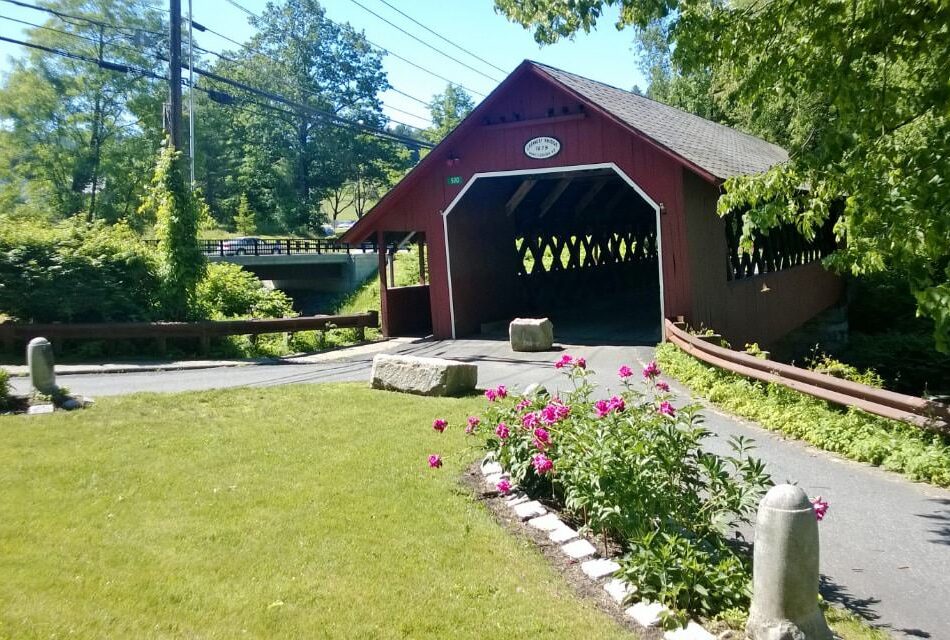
[[195, 262, 294, 320], [0, 368, 10, 410], [806, 352, 884, 388], [0, 217, 161, 323], [657, 342, 950, 486], [441, 357, 770, 623]]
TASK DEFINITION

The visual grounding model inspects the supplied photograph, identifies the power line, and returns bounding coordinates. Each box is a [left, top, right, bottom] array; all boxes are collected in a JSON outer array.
[[372, 0, 508, 76], [346, 0, 501, 83], [4, 0, 433, 127], [220, 0, 487, 98], [0, 33, 432, 149]]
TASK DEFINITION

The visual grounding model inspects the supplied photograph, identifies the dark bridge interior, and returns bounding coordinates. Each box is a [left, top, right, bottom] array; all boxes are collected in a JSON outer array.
[[447, 167, 662, 344]]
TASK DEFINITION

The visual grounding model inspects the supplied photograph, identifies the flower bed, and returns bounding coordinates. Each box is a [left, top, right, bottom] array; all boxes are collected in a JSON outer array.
[[428, 356, 772, 627]]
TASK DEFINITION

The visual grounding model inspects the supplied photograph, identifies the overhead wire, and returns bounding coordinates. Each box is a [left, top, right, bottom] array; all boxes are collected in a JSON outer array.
[[346, 0, 502, 82], [0, 33, 432, 148], [372, 0, 508, 76], [219, 0, 487, 98], [3, 0, 432, 129]]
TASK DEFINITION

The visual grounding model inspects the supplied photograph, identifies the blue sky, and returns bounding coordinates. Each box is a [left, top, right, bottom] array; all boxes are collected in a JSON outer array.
[[0, 0, 648, 129]]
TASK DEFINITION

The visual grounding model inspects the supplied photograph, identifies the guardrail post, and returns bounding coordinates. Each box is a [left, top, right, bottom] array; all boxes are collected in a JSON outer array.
[[155, 336, 167, 356], [285, 239, 291, 255], [219, 240, 224, 257], [0, 323, 13, 353], [199, 333, 210, 356]]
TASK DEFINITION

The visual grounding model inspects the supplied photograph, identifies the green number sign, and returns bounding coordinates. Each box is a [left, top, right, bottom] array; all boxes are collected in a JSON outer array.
[[446, 175, 462, 186]]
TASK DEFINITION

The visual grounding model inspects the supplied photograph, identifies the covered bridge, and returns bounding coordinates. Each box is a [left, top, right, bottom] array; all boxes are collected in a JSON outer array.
[[343, 61, 841, 346]]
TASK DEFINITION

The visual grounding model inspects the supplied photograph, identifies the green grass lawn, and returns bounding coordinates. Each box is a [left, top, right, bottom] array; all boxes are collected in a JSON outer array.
[[0, 384, 635, 639]]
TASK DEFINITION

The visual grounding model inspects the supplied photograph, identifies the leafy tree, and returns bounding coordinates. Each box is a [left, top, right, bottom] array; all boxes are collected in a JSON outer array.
[[424, 84, 475, 143], [197, 0, 389, 233], [233, 194, 257, 235], [495, 0, 950, 350], [138, 143, 206, 320], [0, 0, 166, 222]]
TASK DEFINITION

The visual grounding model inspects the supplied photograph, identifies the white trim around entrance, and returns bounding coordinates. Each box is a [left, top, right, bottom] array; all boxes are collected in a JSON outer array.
[[440, 162, 666, 341]]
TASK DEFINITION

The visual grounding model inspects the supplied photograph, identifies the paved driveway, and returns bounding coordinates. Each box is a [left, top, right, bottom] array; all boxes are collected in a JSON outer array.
[[9, 337, 950, 638]]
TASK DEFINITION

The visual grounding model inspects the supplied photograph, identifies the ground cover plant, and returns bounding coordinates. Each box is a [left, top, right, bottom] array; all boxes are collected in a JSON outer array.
[[437, 358, 772, 625], [656, 342, 950, 486], [0, 384, 639, 639]]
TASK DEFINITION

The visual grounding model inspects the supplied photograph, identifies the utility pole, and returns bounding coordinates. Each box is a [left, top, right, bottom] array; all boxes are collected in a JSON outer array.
[[187, 0, 195, 185], [168, 0, 182, 149]]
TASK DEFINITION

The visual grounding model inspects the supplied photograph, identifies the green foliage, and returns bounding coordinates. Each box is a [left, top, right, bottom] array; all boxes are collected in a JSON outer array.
[[0, 0, 166, 222], [0, 216, 161, 322], [195, 263, 294, 320], [138, 143, 207, 320], [657, 342, 950, 486], [424, 84, 476, 143], [477, 361, 769, 622], [807, 353, 884, 389], [0, 369, 10, 411], [495, 0, 950, 351], [233, 194, 257, 235]]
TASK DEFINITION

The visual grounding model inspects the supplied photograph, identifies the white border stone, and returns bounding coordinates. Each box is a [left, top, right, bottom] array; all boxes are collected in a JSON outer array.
[[626, 601, 669, 627], [663, 621, 716, 640], [581, 558, 620, 579], [548, 526, 578, 543], [512, 500, 547, 520], [527, 513, 563, 531], [604, 578, 636, 604], [561, 538, 597, 559]]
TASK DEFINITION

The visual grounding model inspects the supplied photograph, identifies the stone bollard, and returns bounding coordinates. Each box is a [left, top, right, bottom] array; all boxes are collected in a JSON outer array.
[[747, 484, 832, 640], [27, 337, 58, 396]]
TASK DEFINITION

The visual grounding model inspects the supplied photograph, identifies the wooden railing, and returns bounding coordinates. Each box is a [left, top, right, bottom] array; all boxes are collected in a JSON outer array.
[[144, 238, 377, 257], [0, 311, 379, 356], [665, 319, 950, 431]]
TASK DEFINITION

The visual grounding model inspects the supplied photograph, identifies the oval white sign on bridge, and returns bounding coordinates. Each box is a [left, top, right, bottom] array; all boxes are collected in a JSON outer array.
[[524, 136, 561, 159]]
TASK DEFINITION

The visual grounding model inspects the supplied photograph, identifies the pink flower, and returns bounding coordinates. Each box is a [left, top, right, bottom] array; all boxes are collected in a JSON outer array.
[[656, 380, 670, 393], [532, 452, 553, 475], [643, 361, 661, 379], [618, 365, 633, 379], [658, 401, 676, 417], [522, 411, 540, 429], [432, 418, 447, 433], [533, 427, 551, 449], [515, 398, 531, 412], [608, 395, 625, 413], [484, 385, 508, 401], [539, 401, 570, 425], [811, 496, 829, 521], [465, 416, 480, 435], [575, 357, 587, 370], [495, 422, 510, 440], [428, 454, 443, 468], [595, 399, 610, 418], [554, 354, 573, 369], [496, 478, 512, 495]]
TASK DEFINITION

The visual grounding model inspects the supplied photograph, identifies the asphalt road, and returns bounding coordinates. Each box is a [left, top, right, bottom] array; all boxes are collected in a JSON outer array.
[[10, 338, 950, 639]]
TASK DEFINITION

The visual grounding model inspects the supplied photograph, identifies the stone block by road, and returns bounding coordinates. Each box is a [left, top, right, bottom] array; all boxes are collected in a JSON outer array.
[[509, 318, 554, 352], [370, 354, 477, 396]]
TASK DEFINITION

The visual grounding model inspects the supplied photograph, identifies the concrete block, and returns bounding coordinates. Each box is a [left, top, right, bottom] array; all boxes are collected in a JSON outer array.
[[370, 354, 477, 396], [527, 513, 563, 531], [512, 500, 547, 520], [664, 621, 716, 640], [505, 492, 529, 506], [561, 538, 596, 559], [581, 558, 620, 579], [548, 526, 579, 543], [27, 404, 54, 415], [604, 578, 636, 604], [509, 318, 554, 352], [626, 601, 668, 627], [481, 459, 503, 476], [747, 484, 833, 640]]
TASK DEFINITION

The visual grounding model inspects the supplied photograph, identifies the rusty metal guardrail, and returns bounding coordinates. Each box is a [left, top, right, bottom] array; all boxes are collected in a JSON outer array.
[[0, 311, 379, 356], [665, 319, 950, 431]]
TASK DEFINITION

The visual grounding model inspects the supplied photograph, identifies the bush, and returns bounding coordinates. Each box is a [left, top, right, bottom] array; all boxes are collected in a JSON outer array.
[[448, 357, 770, 623], [0, 217, 161, 323], [195, 262, 294, 320], [806, 352, 884, 388], [0, 368, 10, 410], [657, 342, 950, 486]]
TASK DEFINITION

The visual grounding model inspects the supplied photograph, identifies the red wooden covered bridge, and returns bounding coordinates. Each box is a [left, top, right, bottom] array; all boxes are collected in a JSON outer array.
[[343, 61, 841, 346]]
